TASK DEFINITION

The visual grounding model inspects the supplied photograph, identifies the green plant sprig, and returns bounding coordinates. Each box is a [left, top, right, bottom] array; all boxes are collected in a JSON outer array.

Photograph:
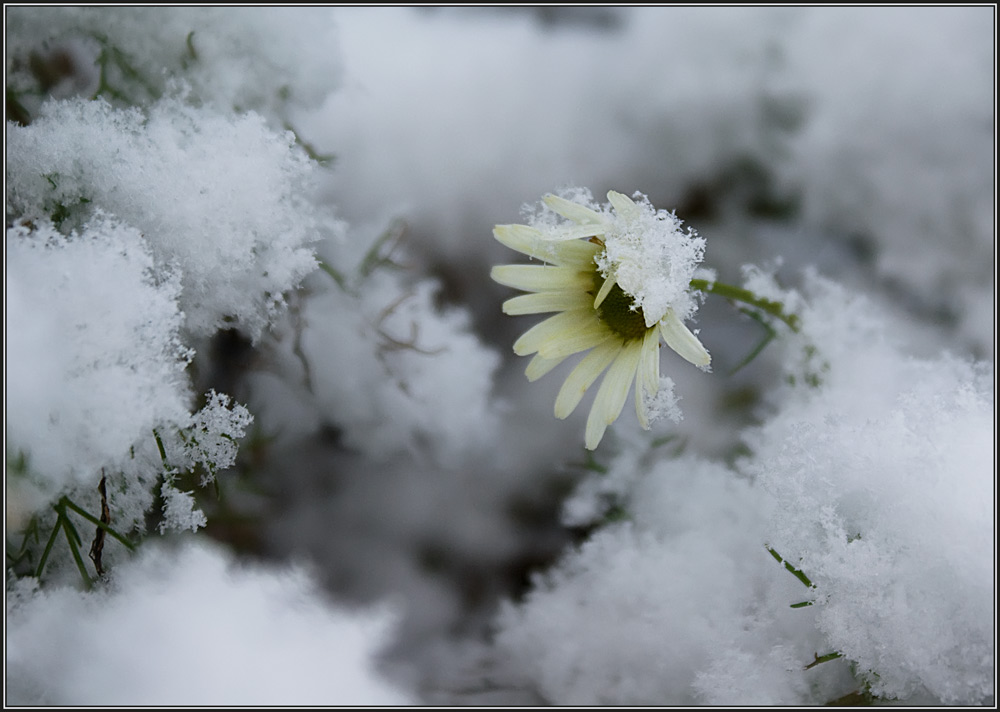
[[766, 546, 815, 589], [32, 495, 137, 587], [690, 278, 800, 333]]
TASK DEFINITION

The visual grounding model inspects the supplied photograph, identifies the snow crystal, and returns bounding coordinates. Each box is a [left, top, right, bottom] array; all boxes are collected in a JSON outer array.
[[641, 376, 683, 427], [184, 391, 254, 480], [158, 484, 208, 534]]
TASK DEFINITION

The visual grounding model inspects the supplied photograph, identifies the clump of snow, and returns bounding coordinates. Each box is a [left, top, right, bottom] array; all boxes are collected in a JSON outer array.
[[498, 271, 992, 705], [598, 192, 705, 326], [5, 541, 413, 706], [640, 376, 683, 427], [495, 456, 832, 705], [6, 96, 331, 340], [745, 279, 994, 704], [6, 216, 191, 489], [524, 188, 706, 325]]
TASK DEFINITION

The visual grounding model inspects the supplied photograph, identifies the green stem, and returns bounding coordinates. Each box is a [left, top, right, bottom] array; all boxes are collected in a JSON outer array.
[[690, 279, 800, 332], [153, 429, 171, 472], [34, 514, 62, 579], [59, 514, 92, 588], [62, 498, 135, 551], [767, 546, 815, 588], [317, 260, 348, 290], [805, 651, 843, 671]]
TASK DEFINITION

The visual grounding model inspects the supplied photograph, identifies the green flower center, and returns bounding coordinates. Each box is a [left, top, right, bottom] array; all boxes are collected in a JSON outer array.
[[593, 271, 648, 341]]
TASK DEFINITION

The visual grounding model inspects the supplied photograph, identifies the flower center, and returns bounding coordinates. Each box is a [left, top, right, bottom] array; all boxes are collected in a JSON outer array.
[[593, 271, 648, 341]]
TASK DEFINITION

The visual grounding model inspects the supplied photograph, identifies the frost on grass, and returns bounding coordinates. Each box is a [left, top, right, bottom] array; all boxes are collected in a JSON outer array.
[[5, 542, 413, 706], [6, 96, 331, 340], [745, 278, 994, 704]]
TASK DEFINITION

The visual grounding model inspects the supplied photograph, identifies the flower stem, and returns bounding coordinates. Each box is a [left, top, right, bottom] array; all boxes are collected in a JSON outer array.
[[690, 279, 800, 332]]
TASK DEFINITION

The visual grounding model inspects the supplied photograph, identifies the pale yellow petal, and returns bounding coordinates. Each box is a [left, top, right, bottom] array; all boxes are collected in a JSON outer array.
[[491, 265, 591, 293], [544, 223, 609, 242], [503, 291, 590, 315], [548, 238, 602, 268], [494, 224, 602, 267], [543, 194, 605, 224], [525, 353, 566, 382], [593, 270, 617, 308], [585, 340, 644, 450], [660, 311, 711, 367], [513, 309, 593, 356], [607, 190, 640, 220], [554, 339, 621, 419], [635, 328, 661, 429], [492, 224, 555, 262], [537, 319, 613, 360]]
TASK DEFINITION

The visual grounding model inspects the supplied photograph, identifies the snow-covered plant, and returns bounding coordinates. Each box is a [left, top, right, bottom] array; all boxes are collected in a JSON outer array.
[[5, 5, 323, 585], [488, 188, 992, 705]]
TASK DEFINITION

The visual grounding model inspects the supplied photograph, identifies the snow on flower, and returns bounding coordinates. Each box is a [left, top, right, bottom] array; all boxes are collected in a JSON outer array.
[[491, 189, 709, 449]]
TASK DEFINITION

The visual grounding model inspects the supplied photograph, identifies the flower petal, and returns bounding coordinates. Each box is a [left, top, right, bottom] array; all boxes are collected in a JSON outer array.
[[491, 265, 591, 293], [543, 194, 605, 224], [525, 353, 566, 382], [548, 239, 602, 268], [492, 224, 555, 261], [607, 190, 640, 220], [513, 309, 595, 356], [503, 291, 590, 315], [538, 321, 614, 360], [542, 223, 609, 242], [593, 270, 617, 308], [554, 339, 622, 419], [659, 311, 711, 367], [635, 327, 661, 429], [585, 340, 644, 450]]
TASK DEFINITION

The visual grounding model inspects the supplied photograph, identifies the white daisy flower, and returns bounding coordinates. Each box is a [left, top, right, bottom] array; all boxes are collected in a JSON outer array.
[[491, 189, 710, 450]]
